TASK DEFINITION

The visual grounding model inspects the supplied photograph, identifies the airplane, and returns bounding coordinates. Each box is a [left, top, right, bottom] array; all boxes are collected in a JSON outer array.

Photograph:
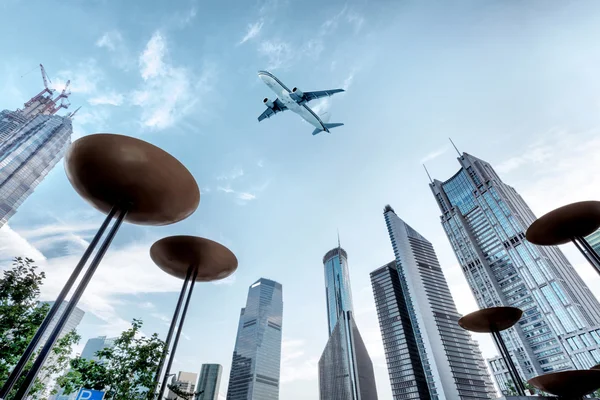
[[257, 70, 345, 136]]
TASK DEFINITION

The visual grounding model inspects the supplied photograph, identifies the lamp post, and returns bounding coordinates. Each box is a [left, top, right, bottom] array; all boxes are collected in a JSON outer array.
[[0, 134, 200, 400], [458, 306, 526, 396], [527, 200, 600, 275], [150, 235, 238, 400], [528, 370, 600, 400]]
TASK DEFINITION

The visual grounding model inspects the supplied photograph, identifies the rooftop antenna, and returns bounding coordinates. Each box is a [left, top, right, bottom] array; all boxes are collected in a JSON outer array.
[[67, 106, 82, 119], [423, 164, 433, 184], [337, 229, 341, 249], [449, 137, 461, 156]]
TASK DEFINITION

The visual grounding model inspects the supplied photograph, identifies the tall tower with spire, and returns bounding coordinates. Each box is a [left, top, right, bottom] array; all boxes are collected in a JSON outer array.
[[430, 151, 600, 393], [0, 64, 74, 228], [318, 240, 378, 400]]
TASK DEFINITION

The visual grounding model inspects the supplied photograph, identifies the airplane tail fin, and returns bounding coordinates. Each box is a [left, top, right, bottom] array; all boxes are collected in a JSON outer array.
[[312, 123, 344, 136]]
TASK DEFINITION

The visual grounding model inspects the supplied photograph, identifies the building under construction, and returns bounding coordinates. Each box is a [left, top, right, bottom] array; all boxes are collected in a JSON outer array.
[[0, 64, 76, 228]]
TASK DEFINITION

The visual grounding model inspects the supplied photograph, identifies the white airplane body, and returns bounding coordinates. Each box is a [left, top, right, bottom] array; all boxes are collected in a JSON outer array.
[[257, 70, 345, 135]]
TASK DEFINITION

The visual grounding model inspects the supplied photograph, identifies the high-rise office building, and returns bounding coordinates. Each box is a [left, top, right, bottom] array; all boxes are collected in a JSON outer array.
[[226, 278, 283, 400], [38, 301, 85, 351], [430, 151, 600, 392], [167, 371, 198, 400], [374, 207, 496, 399], [318, 245, 378, 400], [0, 67, 74, 228], [323, 246, 354, 336], [586, 229, 600, 257], [37, 301, 84, 399], [80, 336, 115, 362], [196, 364, 222, 400]]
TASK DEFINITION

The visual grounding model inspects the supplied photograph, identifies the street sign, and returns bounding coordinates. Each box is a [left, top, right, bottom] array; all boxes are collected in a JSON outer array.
[[75, 388, 105, 400]]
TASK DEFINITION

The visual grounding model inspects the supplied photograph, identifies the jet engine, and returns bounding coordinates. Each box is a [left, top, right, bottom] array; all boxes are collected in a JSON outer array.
[[290, 87, 304, 102], [292, 87, 304, 97], [263, 98, 275, 109]]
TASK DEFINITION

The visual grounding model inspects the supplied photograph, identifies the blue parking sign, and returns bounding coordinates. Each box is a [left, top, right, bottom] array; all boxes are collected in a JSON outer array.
[[75, 388, 105, 400]]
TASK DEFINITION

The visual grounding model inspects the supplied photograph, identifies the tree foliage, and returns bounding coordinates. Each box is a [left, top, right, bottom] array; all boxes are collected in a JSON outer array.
[[57, 319, 165, 400], [0, 257, 80, 400]]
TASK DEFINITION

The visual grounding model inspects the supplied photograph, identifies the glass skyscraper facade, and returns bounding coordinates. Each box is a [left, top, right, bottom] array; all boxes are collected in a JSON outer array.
[[430, 152, 600, 391], [196, 364, 222, 400], [323, 247, 354, 336], [80, 336, 115, 362], [586, 229, 600, 258], [226, 278, 283, 400], [318, 245, 378, 400], [0, 109, 72, 228], [374, 207, 496, 400]]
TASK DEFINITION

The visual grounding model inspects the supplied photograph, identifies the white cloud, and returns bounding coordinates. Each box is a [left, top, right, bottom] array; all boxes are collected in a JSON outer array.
[[18, 221, 100, 239], [212, 274, 236, 286], [322, 6, 364, 35], [257, 160, 264, 168], [342, 73, 355, 91], [88, 92, 124, 106], [151, 312, 171, 326], [239, 20, 264, 45], [280, 338, 318, 383], [217, 185, 234, 194], [217, 168, 244, 181], [258, 40, 293, 70], [0, 225, 46, 262], [496, 138, 553, 174], [132, 31, 215, 129], [0, 225, 184, 336], [420, 146, 449, 164], [96, 30, 123, 51], [52, 59, 103, 94], [173, 6, 197, 28], [139, 301, 156, 309], [500, 129, 600, 213], [95, 30, 135, 70], [237, 192, 256, 201], [140, 32, 167, 80]]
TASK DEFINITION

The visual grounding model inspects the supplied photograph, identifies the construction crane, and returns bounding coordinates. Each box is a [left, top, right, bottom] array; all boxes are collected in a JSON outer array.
[[39, 64, 55, 95], [22, 64, 56, 112], [42, 80, 71, 115]]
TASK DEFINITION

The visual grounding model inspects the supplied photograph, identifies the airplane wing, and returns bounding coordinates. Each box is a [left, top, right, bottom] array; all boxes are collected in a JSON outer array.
[[258, 99, 288, 122], [303, 89, 345, 102]]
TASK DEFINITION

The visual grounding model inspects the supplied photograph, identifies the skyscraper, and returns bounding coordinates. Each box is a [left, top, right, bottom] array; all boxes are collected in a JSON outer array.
[[226, 278, 283, 400], [323, 246, 354, 336], [0, 66, 73, 228], [196, 364, 222, 400], [80, 336, 115, 362], [374, 207, 496, 399], [318, 245, 378, 400], [586, 229, 600, 257], [38, 301, 85, 351], [430, 151, 600, 391]]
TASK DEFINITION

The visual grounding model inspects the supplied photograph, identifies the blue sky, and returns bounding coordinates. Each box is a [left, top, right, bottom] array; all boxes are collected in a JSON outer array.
[[2, 0, 600, 398]]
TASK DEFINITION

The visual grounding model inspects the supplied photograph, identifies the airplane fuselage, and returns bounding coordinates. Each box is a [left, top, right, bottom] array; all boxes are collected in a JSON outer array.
[[258, 71, 328, 132]]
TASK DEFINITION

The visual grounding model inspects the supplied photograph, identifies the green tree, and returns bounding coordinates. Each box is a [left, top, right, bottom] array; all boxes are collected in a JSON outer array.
[[57, 319, 165, 400], [0, 257, 80, 399]]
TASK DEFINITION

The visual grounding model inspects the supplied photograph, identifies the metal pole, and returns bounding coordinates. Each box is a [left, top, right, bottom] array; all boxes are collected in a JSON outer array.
[[574, 236, 600, 275], [158, 265, 198, 400], [14, 207, 128, 399], [0, 206, 118, 400], [491, 331, 520, 395], [493, 330, 526, 396], [152, 267, 192, 396]]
